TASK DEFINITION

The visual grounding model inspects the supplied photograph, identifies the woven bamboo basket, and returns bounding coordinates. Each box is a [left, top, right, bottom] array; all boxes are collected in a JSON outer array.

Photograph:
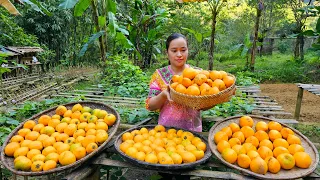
[[0, 101, 120, 176], [169, 74, 236, 110], [208, 115, 319, 180], [114, 125, 212, 170]]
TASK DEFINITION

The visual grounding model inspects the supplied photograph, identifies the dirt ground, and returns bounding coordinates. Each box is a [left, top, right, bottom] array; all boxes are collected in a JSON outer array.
[[260, 83, 320, 123]]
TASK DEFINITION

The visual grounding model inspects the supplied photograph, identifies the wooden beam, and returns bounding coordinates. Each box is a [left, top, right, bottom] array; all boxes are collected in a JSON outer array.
[[294, 87, 304, 121]]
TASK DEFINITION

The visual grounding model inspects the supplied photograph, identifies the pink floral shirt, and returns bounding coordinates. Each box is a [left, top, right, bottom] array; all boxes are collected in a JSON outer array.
[[145, 65, 202, 132]]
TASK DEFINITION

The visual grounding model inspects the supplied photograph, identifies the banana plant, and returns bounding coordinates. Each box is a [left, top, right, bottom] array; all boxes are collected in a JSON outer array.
[[0, 0, 51, 16]]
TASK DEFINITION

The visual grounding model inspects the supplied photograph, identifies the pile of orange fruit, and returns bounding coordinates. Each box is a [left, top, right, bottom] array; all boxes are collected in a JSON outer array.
[[119, 125, 207, 165], [170, 67, 234, 96], [214, 115, 312, 175], [4, 103, 116, 172]]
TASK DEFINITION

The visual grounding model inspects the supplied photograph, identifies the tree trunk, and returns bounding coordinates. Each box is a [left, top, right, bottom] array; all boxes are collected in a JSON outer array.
[[300, 35, 304, 61], [91, 0, 106, 63], [101, 0, 108, 52], [294, 36, 300, 59], [209, 8, 217, 70], [250, 2, 263, 72]]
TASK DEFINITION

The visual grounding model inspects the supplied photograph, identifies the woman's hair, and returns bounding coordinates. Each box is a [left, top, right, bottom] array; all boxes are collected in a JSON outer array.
[[166, 33, 188, 51]]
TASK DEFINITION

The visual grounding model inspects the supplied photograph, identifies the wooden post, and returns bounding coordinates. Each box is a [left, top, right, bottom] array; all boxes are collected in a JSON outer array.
[[294, 86, 304, 121]]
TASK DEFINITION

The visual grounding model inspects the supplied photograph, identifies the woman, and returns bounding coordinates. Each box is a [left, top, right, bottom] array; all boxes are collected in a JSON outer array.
[[146, 33, 202, 132]]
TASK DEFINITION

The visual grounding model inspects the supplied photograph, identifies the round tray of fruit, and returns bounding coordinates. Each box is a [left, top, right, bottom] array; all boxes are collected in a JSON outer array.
[[169, 68, 236, 110], [208, 115, 319, 180], [1, 101, 120, 176], [114, 125, 212, 170]]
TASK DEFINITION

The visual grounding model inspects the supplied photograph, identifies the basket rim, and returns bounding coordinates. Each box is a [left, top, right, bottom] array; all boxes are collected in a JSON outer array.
[[208, 115, 319, 180], [169, 73, 236, 99], [0, 101, 121, 176], [114, 124, 212, 170]]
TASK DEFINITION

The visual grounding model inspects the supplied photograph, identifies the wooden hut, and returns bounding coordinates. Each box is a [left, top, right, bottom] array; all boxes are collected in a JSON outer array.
[[0, 46, 43, 78]]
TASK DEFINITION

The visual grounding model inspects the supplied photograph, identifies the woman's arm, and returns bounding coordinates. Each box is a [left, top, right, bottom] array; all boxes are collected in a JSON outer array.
[[148, 88, 172, 111]]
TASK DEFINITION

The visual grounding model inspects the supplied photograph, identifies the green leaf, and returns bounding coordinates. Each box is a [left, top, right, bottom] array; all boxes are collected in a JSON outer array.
[[59, 0, 79, 9], [78, 31, 105, 57], [116, 33, 133, 49], [108, 12, 117, 36], [24, 0, 52, 16], [74, 0, 91, 17], [0, 0, 20, 15], [316, 18, 320, 33], [107, 0, 116, 14], [7, 119, 19, 125], [302, 30, 316, 36], [98, 16, 106, 28]]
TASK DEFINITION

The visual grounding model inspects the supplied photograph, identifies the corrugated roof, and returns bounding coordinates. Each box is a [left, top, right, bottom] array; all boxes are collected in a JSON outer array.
[[6, 46, 44, 53], [0, 48, 21, 56]]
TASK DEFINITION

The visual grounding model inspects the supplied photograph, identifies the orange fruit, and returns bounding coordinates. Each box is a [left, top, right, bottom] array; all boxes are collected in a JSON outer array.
[[280, 128, 294, 139], [268, 121, 282, 131], [255, 130, 269, 142], [195, 141, 206, 151], [191, 149, 204, 160], [72, 103, 83, 112], [45, 152, 60, 163], [42, 146, 57, 156], [73, 146, 86, 160], [277, 153, 295, 170], [219, 71, 228, 79], [81, 135, 96, 148], [265, 156, 281, 174], [273, 146, 289, 158], [199, 83, 211, 92], [14, 147, 29, 158], [273, 138, 289, 149], [170, 152, 182, 164], [232, 145, 246, 155], [14, 156, 32, 171], [180, 151, 197, 163], [43, 160, 57, 171], [257, 146, 273, 159], [182, 68, 198, 79], [241, 126, 255, 138], [104, 114, 116, 126], [229, 123, 240, 133], [250, 157, 268, 174], [243, 143, 257, 153], [5, 142, 20, 156], [28, 141, 43, 151], [194, 74, 207, 86], [172, 75, 182, 83], [232, 131, 245, 143], [96, 122, 108, 131], [10, 135, 24, 143], [287, 134, 301, 145], [125, 147, 138, 158], [255, 121, 268, 132], [56, 133, 69, 142], [185, 86, 200, 96], [86, 142, 98, 154], [239, 116, 254, 127], [259, 139, 273, 150], [293, 152, 312, 169], [237, 154, 251, 168], [64, 124, 77, 136], [18, 128, 31, 137], [221, 127, 232, 138], [65, 137, 76, 145], [31, 154, 45, 162], [119, 142, 133, 152], [25, 131, 40, 141], [268, 130, 282, 142], [214, 131, 228, 144], [155, 125, 166, 132], [63, 110, 73, 118], [56, 143, 70, 154], [56, 105, 68, 116], [223, 75, 235, 88], [40, 126, 55, 136], [212, 79, 226, 91], [33, 124, 44, 132], [31, 161, 44, 172], [228, 138, 241, 147], [51, 114, 60, 120], [247, 150, 260, 160], [175, 84, 187, 94], [145, 153, 158, 164], [209, 70, 222, 81], [221, 148, 237, 164], [37, 134, 50, 143], [38, 115, 51, 126], [48, 119, 60, 129], [135, 151, 146, 161], [245, 136, 259, 148], [199, 70, 210, 78], [181, 77, 192, 87], [59, 151, 76, 166], [288, 144, 304, 155], [55, 122, 68, 133], [20, 140, 32, 147], [96, 132, 109, 145], [23, 120, 36, 130], [217, 140, 230, 153], [70, 119, 80, 125]]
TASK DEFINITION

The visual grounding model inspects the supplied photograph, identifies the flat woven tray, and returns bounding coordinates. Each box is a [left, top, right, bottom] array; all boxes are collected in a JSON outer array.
[[0, 101, 120, 176], [208, 115, 319, 180], [169, 74, 236, 110], [114, 125, 212, 170]]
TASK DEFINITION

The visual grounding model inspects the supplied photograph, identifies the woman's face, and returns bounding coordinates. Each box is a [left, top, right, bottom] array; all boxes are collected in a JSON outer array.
[[167, 37, 188, 68]]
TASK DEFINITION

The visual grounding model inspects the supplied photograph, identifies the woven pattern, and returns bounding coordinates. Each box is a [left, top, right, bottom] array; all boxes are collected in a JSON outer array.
[[114, 125, 212, 170], [0, 101, 120, 176], [208, 115, 319, 180], [169, 74, 236, 110]]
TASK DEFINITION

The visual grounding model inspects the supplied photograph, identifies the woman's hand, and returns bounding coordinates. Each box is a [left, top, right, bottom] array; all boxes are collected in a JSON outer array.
[[162, 86, 173, 102], [148, 86, 173, 111]]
